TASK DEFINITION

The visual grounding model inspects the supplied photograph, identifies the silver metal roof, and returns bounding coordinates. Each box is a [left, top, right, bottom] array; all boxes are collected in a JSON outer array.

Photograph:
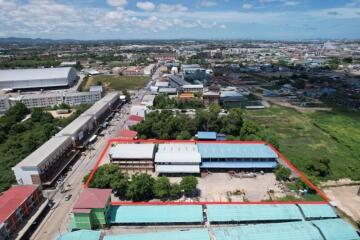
[[155, 144, 201, 163], [109, 144, 155, 159], [15, 135, 71, 168], [57, 115, 94, 137], [0, 67, 74, 82]]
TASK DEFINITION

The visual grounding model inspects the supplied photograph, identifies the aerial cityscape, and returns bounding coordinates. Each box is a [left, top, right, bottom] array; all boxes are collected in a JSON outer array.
[[0, 0, 360, 240]]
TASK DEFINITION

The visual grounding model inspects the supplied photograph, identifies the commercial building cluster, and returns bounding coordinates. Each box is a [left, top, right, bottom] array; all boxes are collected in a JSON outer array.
[[12, 92, 121, 186], [108, 142, 278, 174]]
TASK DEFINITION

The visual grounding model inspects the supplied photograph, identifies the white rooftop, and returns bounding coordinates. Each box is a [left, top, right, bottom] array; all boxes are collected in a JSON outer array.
[[109, 144, 155, 159], [0, 67, 73, 82], [155, 144, 201, 163]]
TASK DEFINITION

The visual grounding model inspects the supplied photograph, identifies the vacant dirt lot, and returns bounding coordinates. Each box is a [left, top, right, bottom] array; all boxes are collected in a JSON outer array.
[[324, 185, 360, 221]]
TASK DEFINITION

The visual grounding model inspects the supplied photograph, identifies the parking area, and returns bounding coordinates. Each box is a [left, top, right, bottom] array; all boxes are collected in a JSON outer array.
[[168, 173, 285, 202]]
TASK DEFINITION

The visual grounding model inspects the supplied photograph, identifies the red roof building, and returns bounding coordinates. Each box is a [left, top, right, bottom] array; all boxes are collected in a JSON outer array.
[[72, 188, 112, 230], [73, 188, 112, 210], [118, 130, 138, 139], [0, 185, 42, 238]]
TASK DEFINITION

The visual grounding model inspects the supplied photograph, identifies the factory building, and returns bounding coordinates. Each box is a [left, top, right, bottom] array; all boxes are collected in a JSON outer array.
[[109, 144, 155, 172], [12, 92, 120, 186], [197, 143, 278, 171], [0, 67, 77, 90], [155, 144, 201, 174], [0, 185, 43, 240]]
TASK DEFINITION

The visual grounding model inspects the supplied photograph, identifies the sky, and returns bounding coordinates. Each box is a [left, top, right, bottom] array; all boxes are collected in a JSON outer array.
[[0, 0, 360, 40]]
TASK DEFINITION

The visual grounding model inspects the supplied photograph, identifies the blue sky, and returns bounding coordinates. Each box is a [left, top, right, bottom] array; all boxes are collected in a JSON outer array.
[[1, 0, 360, 40]]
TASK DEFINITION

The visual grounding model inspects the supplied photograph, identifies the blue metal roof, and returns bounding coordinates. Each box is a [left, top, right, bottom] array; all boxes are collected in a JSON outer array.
[[104, 229, 210, 240], [213, 222, 323, 240], [197, 131, 217, 140], [197, 143, 278, 159], [57, 230, 100, 240], [109, 205, 204, 224], [201, 161, 277, 169], [312, 219, 360, 240], [206, 204, 303, 223], [298, 204, 337, 219]]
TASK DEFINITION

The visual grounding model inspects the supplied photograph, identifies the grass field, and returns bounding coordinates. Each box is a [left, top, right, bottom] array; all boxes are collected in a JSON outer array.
[[82, 75, 149, 91], [245, 105, 360, 181]]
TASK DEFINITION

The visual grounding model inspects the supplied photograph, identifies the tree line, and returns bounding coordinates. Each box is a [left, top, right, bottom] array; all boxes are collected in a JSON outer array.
[[153, 93, 204, 109], [131, 104, 279, 149], [83, 164, 198, 201]]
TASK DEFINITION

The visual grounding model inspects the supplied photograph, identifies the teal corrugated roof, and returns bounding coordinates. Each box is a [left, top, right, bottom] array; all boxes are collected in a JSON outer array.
[[197, 143, 278, 159], [298, 204, 338, 219], [200, 161, 277, 169], [213, 222, 323, 240], [206, 204, 303, 222], [57, 230, 100, 240], [104, 229, 210, 240], [197, 132, 217, 140], [109, 205, 204, 224], [312, 219, 360, 240]]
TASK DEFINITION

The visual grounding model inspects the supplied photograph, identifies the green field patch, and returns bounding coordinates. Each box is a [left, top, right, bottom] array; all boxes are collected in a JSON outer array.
[[246, 105, 360, 181]]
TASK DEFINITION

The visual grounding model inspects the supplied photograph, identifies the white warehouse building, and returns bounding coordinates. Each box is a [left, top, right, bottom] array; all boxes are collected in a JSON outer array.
[[0, 67, 77, 90], [155, 143, 201, 174]]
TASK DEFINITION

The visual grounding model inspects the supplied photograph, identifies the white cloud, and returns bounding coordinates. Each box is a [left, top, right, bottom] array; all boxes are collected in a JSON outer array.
[[242, 3, 253, 9], [158, 4, 188, 13], [136, 1, 155, 11], [283, 1, 299, 6], [107, 0, 127, 7], [200, 0, 217, 7]]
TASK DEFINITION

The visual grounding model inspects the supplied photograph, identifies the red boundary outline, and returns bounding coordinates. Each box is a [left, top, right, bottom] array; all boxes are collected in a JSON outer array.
[[84, 139, 329, 205]]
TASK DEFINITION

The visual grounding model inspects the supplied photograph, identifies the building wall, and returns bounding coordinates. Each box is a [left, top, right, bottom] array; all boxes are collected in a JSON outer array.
[[64, 91, 101, 106], [0, 96, 10, 113], [74, 213, 92, 230], [1, 187, 42, 238], [21, 95, 63, 109]]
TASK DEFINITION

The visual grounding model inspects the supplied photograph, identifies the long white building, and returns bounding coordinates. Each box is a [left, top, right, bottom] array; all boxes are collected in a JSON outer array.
[[12, 92, 120, 186], [155, 143, 201, 174], [0, 67, 77, 90]]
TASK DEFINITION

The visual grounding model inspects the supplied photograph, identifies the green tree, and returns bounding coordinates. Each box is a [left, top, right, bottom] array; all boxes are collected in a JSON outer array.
[[123, 89, 131, 103], [170, 183, 182, 199], [275, 165, 291, 181], [306, 158, 330, 177], [126, 173, 155, 201], [153, 176, 171, 201], [180, 176, 198, 197]]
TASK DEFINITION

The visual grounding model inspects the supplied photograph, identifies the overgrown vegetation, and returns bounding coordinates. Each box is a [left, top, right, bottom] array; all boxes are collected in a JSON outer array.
[[0, 103, 89, 192], [246, 105, 360, 181], [152, 93, 204, 109], [131, 104, 279, 148], [80, 75, 149, 91], [83, 164, 198, 201]]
